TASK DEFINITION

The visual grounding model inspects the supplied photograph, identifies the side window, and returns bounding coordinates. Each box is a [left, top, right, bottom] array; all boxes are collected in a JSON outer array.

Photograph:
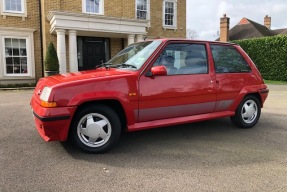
[[211, 45, 251, 73], [154, 43, 208, 75]]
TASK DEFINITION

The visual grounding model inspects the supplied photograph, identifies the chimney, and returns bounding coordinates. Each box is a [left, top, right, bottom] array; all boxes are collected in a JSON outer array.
[[220, 14, 230, 42], [264, 15, 271, 29]]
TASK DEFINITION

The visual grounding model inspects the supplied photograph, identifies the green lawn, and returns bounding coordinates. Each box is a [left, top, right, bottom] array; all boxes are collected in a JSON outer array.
[[264, 80, 287, 85]]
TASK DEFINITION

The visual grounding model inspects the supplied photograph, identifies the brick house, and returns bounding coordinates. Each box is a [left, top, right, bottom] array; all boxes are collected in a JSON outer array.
[[0, 0, 186, 85], [219, 14, 287, 42], [0, 0, 41, 85]]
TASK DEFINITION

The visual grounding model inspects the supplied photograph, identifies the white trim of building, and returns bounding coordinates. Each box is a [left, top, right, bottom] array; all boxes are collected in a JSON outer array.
[[47, 11, 149, 73]]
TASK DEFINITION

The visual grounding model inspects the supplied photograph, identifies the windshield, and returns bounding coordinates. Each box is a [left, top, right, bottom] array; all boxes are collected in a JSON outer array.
[[107, 40, 162, 70]]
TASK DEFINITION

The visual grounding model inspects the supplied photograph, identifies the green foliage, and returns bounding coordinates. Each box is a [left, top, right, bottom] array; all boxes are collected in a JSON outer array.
[[233, 35, 287, 81], [44, 42, 59, 71], [264, 80, 287, 85]]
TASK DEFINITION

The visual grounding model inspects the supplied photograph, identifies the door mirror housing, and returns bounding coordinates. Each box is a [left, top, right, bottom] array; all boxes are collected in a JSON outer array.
[[146, 66, 167, 77]]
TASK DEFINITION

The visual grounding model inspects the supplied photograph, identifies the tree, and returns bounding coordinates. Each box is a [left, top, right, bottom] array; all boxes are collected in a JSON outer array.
[[186, 29, 198, 39], [45, 42, 59, 72]]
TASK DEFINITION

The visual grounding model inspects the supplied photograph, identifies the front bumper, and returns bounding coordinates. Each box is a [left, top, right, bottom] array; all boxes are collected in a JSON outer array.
[[31, 98, 76, 142]]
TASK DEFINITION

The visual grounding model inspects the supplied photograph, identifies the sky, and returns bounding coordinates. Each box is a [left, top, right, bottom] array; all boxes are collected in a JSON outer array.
[[186, 0, 287, 40]]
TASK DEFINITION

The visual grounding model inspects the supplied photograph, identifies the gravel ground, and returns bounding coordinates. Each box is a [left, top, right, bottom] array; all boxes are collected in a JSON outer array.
[[0, 85, 287, 192]]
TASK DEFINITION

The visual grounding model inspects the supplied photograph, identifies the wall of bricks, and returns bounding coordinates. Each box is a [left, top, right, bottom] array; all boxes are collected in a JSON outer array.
[[147, 0, 186, 38], [0, 0, 42, 83], [1, 0, 186, 84], [110, 38, 123, 58]]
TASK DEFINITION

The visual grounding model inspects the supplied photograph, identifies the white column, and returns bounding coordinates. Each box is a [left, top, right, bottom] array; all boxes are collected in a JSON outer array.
[[127, 34, 135, 45], [68, 30, 78, 72], [136, 34, 144, 42], [56, 29, 66, 74]]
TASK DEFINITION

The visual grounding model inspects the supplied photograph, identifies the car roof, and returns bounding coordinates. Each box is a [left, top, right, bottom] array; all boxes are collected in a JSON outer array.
[[147, 38, 237, 46]]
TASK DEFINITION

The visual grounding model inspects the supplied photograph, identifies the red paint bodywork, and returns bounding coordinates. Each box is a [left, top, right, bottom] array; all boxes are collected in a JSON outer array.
[[31, 39, 268, 142]]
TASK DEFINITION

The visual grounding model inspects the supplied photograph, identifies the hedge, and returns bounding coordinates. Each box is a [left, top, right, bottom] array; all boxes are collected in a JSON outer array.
[[233, 35, 287, 81]]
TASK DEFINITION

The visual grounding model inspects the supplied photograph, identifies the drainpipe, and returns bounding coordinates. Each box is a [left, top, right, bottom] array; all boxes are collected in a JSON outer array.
[[38, 0, 44, 77], [121, 38, 125, 50]]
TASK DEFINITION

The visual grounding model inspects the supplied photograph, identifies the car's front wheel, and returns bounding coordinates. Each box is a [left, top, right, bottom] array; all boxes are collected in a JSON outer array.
[[230, 95, 261, 128], [70, 104, 121, 153]]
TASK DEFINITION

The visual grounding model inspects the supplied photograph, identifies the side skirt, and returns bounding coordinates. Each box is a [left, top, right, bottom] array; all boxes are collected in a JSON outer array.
[[127, 111, 235, 132]]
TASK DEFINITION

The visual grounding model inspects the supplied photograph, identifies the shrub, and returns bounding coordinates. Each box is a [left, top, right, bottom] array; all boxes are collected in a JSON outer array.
[[45, 42, 59, 71], [233, 35, 287, 81]]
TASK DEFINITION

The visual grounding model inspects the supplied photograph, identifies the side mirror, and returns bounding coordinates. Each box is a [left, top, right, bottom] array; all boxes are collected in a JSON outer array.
[[145, 66, 167, 77]]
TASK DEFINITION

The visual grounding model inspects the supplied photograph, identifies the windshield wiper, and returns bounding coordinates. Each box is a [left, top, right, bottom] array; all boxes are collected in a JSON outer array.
[[117, 63, 137, 69], [95, 62, 114, 69]]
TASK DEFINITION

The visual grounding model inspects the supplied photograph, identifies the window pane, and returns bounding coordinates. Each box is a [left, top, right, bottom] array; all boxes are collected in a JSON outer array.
[[5, 38, 11, 47], [6, 57, 13, 64], [13, 57, 20, 64], [5, 2, 11, 10], [16, 3, 21, 11], [5, 48, 12, 56], [12, 38, 19, 47], [20, 57, 28, 73], [86, 5, 90, 12], [13, 48, 20, 56], [6, 66, 13, 74], [211, 45, 251, 73], [20, 39, 26, 48], [94, 4, 99, 13], [20, 48, 27, 56]]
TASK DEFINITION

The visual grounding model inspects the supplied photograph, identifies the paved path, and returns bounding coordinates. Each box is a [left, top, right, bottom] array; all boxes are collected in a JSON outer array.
[[0, 85, 287, 191]]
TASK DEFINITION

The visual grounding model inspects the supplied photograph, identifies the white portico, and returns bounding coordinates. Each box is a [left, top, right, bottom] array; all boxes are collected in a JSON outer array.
[[47, 11, 148, 73]]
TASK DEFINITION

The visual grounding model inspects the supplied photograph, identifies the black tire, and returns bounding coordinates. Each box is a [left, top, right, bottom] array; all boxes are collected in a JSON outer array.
[[230, 95, 261, 129], [69, 104, 121, 153]]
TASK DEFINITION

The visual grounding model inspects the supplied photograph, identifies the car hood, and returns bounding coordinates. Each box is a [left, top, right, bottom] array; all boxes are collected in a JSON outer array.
[[35, 68, 134, 92], [45, 68, 133, 83]]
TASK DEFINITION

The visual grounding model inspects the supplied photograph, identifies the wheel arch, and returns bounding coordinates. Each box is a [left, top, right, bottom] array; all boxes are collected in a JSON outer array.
[[71, 99, 128, 133], [231, 86, 265, 111], [248, 92, 262, 108]]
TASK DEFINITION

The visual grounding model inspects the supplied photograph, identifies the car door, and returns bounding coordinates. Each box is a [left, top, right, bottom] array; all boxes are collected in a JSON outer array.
[[138, 42, 217, 122], [210, 44, 253, 112]]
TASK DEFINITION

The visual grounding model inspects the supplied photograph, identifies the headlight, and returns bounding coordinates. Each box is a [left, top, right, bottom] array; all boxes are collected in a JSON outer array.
[[40, 87, 52, 101], [40, 87, 57, 108]]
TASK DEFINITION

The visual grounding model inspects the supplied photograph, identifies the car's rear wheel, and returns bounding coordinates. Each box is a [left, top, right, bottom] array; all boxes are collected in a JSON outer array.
[[70, 104, 121, 153], [230, 95, 261, 128]]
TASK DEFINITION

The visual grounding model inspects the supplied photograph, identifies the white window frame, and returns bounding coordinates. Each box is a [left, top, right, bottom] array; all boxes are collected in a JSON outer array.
[[82, 0, 104, 15], [0, 0, 27, 17], [135, 0, 150, 21], [0, 28, 35, 78], [162, 0, 177, 30]]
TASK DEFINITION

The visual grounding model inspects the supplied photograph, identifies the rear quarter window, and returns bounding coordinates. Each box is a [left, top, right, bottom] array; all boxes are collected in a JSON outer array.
[[210, 45, 251, 73]]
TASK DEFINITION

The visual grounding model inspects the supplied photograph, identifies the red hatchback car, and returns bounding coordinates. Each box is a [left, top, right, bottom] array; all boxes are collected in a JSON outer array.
[[31, 39, 269, 153]]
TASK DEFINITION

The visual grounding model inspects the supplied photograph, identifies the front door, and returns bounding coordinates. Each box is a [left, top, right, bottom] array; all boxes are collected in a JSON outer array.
[[138, 42, 217, 122], [79, 37, 106, 71]]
